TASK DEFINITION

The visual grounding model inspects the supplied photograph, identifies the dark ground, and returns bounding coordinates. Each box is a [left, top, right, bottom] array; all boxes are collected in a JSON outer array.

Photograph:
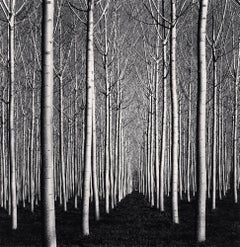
[[0, 192, 239, 246]]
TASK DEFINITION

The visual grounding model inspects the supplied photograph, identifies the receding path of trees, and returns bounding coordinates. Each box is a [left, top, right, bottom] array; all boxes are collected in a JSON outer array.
[[0, 192, 239, 246]]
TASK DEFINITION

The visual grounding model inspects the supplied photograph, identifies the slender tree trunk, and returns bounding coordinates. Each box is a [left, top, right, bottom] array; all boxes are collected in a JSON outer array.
[[179, 100, 182, 200], [41, 0, 57, 245], [92, 85, 100, 220], [82, 0, 94, 236], [211, 46, 217, 210], [104, 13, 110, 214], [160, 0, 167, 211], [58, 21, 67, 212], [170, 0, 179, 224], [30, 63, 36, 213], [150, 90, 155, 207], [218, 89, 222, 200], [196, 0, 209, 242], [8, 0, 17, 230], [1, 87, 7, 210], [155, 4, 160, 207], [233, 42, 240, 204], [109, 92, 114, 208], [187, 81, 192, 202], [74, 28, 78, 209]]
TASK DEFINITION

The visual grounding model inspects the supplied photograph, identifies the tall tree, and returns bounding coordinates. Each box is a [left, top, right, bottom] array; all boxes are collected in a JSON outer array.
[[160, 0, 168, 213], [233, 41, 240, 204], [82, 0, 95, 236], [9, 0, 17, 230], [170, 0, 179, 224], [41, 0, 57, 246], [196, 0, 209, 242], [0, 0, 18, 230]]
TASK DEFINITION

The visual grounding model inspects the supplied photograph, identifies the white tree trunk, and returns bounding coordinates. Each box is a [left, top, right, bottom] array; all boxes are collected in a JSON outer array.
[[92, 84, 100, 220], [8, 0, 17, 230], [233, 42, 240, 204], [187, 82, 192, 202], [30, 63, 36, 213], [170, 0, 179, 224], [104, 13, 110, 214], [82, 0, 94, 236], [160, 0, 167, 211], [58, 21, 67, 212], [155, 3, 160, 208], [196, 0, 209, 242], [41, 0, 57, 245], [211, 47, 217, 210]]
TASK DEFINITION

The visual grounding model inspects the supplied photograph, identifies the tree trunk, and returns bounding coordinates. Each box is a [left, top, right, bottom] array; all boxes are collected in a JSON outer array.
[[74, 28, 78, 209], [155, 5, 160, 207], [41, 0, 57, 245], [179, 100, 183, 200], [233, 42, 240, 204], [30, 63, 36, 213], [170, 0, 179, 224], [92, 84, 100, 220], [187, 81, 192, 202], [211, 47, 217, 210], [9, 0, 17, 230], [82, 0, 94, 236], [196, 0, 209, 242], [160, 0, 167, 211], [104, 12, 110, 214], [58, 21, 67, 212]]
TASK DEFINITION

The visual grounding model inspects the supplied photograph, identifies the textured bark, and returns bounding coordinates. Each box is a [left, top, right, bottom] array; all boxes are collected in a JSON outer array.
[[92, 84, 100, 220], [196, 0, 209, 242], [30, 64, 36, 213], [150, 91, 155, 207], [160, 0, 167, 211], [1, 95, 6, 210], [74, 29, 78, 209], [155, 61, 160, 209], [178, 101, 182, 200], [211, 47, 217, 210], [41, 0, 57, 246], [170, 0, 179, 224], [104, 13, 110, 214], [233, 42, 240, 204], [187, 82, 192, 202], [8, 0, 17, 230], [58, 21, 67, 212], [82, 0, 94, 236]]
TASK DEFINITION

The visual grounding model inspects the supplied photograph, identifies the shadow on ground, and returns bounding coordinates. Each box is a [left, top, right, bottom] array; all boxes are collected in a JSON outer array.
[[0, 192, 239, 246]]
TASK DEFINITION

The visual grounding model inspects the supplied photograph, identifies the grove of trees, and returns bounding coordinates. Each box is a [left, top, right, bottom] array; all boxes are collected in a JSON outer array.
[[0, 0, 240, 245]]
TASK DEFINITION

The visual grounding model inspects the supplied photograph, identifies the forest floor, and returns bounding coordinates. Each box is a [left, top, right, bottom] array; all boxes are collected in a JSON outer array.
[[0, 192, 239, 246]]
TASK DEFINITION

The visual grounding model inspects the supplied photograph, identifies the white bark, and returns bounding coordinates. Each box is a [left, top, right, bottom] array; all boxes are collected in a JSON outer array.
[[160, 0, 167, 211], [58, 21, 67, 212], [211, 47, 217, 210], [196, 0, 209, 242], [170, 0, 179, 224], [41, 0, 57, 245], [233, 42, 240, 204], [8, 0, 17, 230], [104, 12, 110, 214], [82, 0, 94, 236], [92, 84, 100, 220]]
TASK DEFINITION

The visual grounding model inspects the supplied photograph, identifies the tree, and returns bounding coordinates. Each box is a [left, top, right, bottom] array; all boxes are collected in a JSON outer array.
[[41, 0, 57, 246], [9, 0, 17, 230], [0, 0, 18, 230], [170, 0, 179, 224], [160, 0, 169, 213], [82, 0, 95, 236], [233, 40, 240, 204], [196, 0, 209, 242]]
